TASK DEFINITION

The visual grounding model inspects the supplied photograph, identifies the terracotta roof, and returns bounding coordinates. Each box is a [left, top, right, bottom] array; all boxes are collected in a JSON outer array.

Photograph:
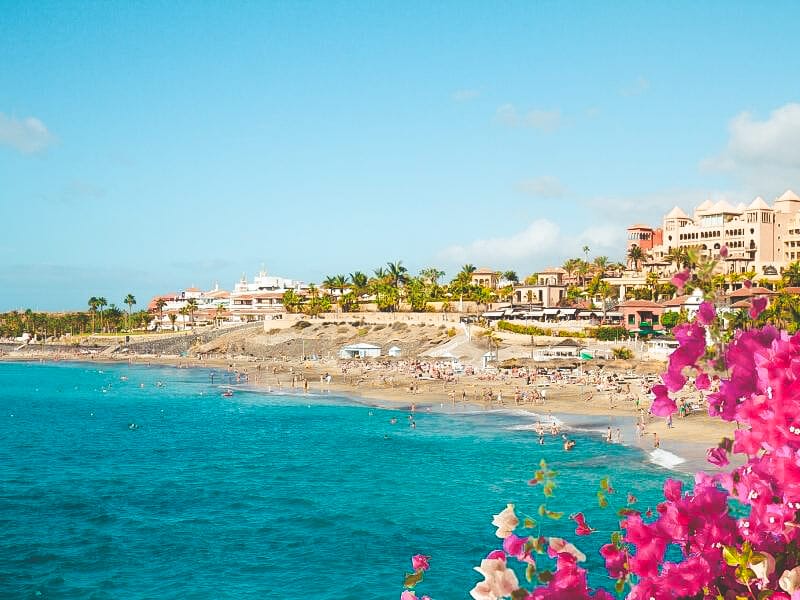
[[619, 299, 663, 309], [204, 290, 230, 299], [731, 299, 751, 309], [661, 294, 689, 307], [729, 286, 776, 298], [627, 224, 653, 230], [473, 268, 497, 275], [782, 287, 800, 295], [185, 287, 200, 292]]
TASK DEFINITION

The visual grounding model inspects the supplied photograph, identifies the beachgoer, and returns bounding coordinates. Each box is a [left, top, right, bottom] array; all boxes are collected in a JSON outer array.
[[605, 426, 612, 442], [653, 433, 660, 448]]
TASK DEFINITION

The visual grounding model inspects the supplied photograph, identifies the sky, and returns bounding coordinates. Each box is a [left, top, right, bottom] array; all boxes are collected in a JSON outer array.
[[3, 1, 800, 311]]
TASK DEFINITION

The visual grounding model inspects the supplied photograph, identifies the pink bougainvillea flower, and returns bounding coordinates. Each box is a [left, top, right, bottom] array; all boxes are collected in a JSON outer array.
[[671, 269, 691, 290], [744, 278, 753, 288], [750, 296, 768, 319], [719, 244, 729, 258], [696, 300, 716, 325], [411, 554, 430, 572], [627, 492, 637, 505], [706, 446, 729, 467], [599, 543, 627, 579], [650, 384, 677, 417], [400, 591, 418, 600], [571, 512, 595, 536], [695, 371, 710, 390], [470, 554, 519, 600], [491, 504, 519, 538], [503, 533, 530, 562], [548, 537, 587, 562]]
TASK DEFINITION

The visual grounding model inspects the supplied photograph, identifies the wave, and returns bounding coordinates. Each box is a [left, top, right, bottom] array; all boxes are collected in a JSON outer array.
[[649, 448, 686, 470]]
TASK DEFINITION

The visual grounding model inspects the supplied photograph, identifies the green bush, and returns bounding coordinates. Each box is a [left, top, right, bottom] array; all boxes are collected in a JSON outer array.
[[593, 326, 628, 341], [446, 327, 457, 337], [497, 320, 547, 336], [612, 346, 633, 359]]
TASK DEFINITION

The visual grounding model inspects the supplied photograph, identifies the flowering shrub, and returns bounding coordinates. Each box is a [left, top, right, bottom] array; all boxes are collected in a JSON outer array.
[[402, 264, 800, 598]]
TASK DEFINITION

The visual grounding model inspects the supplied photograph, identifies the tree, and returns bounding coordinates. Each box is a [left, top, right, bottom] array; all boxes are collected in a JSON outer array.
[[627, 245, 645, 272], [168, 313, 178, 331], [185, 299, 198, 327], [582, 245, 590, 263], [178, 306, 189, 330], [97, 297, 107, 332], [282, 290, 302, 313], [593, 256, 609, 276], [124, 294, 136, 331], [562, 258, 582, 282], [386, 261, 409, 310], [349, 272, 369, 299], [88, 297, 101, 333], [419, 267, 445, 286], [154, 298, 167, 330], [783, 261, 800, 287], [502, 271, 519, 284]]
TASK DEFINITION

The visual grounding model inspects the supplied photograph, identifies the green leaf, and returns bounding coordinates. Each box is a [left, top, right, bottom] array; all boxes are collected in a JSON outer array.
[[545, 509, 563, 520], [403, 570, 424, 588], [523, 518, 536, 529], [597, 491, 608, 508], [525, 562, 537, 582], [722, 546, 741, 567], [600, 477, 610, 491], [614, 578, 626, 594], [538, 504, 546, 516]]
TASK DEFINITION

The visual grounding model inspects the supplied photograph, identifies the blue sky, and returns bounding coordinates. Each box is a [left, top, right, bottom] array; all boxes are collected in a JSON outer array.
[[3, 1, 800, 310]]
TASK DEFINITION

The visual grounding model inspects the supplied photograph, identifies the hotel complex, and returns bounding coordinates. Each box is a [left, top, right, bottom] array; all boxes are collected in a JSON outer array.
[[627, 189, 800, 279]]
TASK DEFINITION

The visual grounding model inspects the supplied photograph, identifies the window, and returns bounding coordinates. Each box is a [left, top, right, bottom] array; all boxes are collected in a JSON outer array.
[[628, 314, 635, 325]]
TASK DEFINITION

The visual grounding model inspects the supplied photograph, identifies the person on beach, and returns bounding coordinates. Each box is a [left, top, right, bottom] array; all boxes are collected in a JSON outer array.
[[605, 426, 612, 442], [653, 433, 660, 448]]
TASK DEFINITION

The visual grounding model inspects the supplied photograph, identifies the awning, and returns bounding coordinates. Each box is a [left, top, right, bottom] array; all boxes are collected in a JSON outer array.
[[528, 310, 544, 317], [559, 309, 577, 315], [578, 311, 593, 317], [543, 309, 559, 315], [482, 311, 504, 317], [605, 311, 622, 317]]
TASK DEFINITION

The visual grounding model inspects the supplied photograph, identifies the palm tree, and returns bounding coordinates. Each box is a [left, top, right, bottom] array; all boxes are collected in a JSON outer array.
[[178, 306, 189, 330], [349, 272, 369, 298], [502, 270, 519, 284], [214, 302, 227, 327], [419, 267, 445, 286], [783, 261, 800, 287], [386, 261, 409, 310], [185, 299, 198, 327], [627, 245, 645, 272], [124, 294, 136, 331], [582, 245, 590, 263], [593, 256, 609, 276], [97, 297, 108, 333], [88, 297, 101, 333], [154, 298, 167, 330], [168, 313, 178, 331]]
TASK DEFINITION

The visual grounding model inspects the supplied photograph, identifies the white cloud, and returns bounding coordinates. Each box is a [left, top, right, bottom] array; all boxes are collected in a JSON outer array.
[[440, 218, 561, 264], [438, 218, 623, 271], [452, 89, 480, 102], [495, 104, 561, 132], [621, 76, 650, 97], [516, 176, 566, 198], [703, 103, 800, 197], [581, 188, 744, 224], [0, 113, 55, 154]]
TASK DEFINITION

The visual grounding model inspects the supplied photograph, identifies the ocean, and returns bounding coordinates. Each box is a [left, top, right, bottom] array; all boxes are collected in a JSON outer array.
[[0, 362, 680, 599]]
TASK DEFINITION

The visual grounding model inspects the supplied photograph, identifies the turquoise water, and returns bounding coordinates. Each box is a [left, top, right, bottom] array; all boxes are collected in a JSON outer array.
[[0, 362, 676, 599]]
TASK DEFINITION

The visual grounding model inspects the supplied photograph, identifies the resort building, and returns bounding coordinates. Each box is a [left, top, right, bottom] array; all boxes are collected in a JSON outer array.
[[618, 299, 664, 333], [228, 269, 307, 318], [626, 190, 800, 281], [470, 268, 499, 289], [511, 268, 567, 308]]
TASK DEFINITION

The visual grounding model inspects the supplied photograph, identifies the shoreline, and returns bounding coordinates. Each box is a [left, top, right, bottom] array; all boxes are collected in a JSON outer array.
[[1, 351, 736, 474]]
